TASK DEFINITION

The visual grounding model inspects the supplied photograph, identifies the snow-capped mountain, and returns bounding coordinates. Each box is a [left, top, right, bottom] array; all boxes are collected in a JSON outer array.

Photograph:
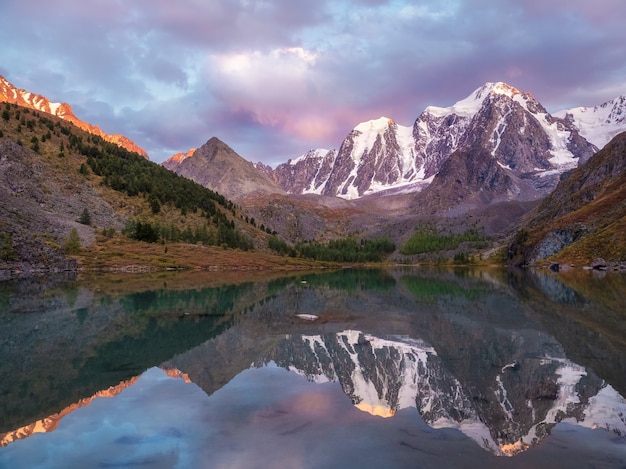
[[0, 74, 148, 158], [269, 148, 338, 195], [554, 95, 626, 149], [416, 82, 594, 173], [267, 330, 626, 457], [273, 117, 422, 198], [271, 82, 601, 199]]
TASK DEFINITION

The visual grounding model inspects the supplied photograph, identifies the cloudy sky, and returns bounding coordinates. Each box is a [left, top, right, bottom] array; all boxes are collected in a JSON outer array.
[[1, 1, 625, 165]]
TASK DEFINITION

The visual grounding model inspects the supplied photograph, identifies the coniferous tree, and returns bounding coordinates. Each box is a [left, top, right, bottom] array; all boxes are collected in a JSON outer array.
[[79, 208, 92, 225], [63, 228, 82, 254], [0, 232, 17, 261]]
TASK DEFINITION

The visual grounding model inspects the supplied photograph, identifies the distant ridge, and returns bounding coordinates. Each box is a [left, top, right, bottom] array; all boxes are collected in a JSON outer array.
[[267, 82, 602, 199], [0, 74, 148, 158]]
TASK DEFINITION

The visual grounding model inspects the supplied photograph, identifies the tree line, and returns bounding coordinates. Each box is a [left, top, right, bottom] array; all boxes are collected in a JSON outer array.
[[269, 236, 396, 262], [400, 226, 486, 255], [123, 219, 252, 250], [70, 133, 253, 250]]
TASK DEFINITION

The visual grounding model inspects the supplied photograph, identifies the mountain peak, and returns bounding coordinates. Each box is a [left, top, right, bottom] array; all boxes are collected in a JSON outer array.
[[354, 116, 395, 133], [478, 81, 522, 99], [554, 95, 626, 149], [162, 137, 284, 200], [425, 82, 525, 119], [205, 136, 227, 146], [163, 148, 195, 168]]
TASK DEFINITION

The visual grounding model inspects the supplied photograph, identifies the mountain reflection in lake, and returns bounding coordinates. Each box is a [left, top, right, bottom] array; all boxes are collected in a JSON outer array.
[[1, 268, 625, 468]]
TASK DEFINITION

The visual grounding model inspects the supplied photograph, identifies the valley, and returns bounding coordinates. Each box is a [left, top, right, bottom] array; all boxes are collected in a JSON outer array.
[[1, 75, 625, 275]]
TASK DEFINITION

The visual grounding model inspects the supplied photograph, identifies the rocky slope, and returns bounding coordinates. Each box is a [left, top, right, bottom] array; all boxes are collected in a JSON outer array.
[[161, 147, 196, 171], [508, 131, 626, 265], [0, 74, 148, 158], [0, 139, 125, 274], [162, 137, 284, 201], [0, 101, 274, 275], [411, 146, 525, 215]]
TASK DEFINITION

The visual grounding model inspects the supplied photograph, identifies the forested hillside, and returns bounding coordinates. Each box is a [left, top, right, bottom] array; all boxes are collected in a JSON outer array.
[[0, 102, 268, 273]]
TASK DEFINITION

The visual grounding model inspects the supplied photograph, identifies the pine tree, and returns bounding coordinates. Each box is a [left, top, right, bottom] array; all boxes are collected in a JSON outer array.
[[79, 208, 92, 225], [63, 228, 82, 254], [0, 232, 17, 261]]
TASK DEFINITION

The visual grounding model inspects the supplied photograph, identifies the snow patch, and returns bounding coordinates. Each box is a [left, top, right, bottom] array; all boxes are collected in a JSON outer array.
[[48, 102, 62, 115], [290, 148, 331, 165], [554, 95, 626, 148]]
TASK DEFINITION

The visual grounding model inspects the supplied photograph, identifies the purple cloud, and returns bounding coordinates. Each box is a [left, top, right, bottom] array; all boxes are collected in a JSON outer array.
[[0, 1, 623, 164]]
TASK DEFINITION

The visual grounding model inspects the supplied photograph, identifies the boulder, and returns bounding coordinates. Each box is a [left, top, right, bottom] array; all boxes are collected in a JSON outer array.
[[590, 258, 607, 270]]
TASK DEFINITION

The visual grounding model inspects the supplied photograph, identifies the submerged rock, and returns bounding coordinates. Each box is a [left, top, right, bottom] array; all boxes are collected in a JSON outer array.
[[590, 258, 607, 270]]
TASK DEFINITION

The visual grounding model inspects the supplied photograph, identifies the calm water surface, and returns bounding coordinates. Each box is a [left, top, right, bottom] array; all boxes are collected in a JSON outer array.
[[0, 268, 625, 468]]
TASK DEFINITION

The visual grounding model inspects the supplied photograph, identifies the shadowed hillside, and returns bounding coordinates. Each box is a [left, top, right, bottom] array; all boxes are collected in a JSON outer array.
[[507, 132, 626, 266]]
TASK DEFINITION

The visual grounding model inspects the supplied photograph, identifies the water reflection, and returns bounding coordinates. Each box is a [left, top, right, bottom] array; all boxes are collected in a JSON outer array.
[[254, 330, 626, 456], [1, 268, 625, 467]]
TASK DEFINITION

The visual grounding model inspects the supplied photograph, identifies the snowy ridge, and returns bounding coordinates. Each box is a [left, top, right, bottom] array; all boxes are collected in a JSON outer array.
[[511, 92, 581, 168], [0, 74, 148, 157], [290, 148, 332, 165], [425, 81, 521, 118], [279, 148, 338, 195], [0, 76, 65, 117], [554, 95, 626, 148], [339, 117, 418, 198], [351, 117, 400, 164]]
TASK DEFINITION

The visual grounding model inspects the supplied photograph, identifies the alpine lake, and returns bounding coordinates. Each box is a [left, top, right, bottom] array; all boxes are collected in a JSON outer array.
[[1, 267, 625, 468]]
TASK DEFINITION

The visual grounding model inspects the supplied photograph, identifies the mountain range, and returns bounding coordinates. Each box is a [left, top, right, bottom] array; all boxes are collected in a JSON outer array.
[[159, 82, 625, 262], [164, 82, 625, 203]]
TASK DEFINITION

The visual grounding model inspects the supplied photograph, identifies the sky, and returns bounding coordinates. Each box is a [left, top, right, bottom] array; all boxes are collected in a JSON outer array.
[[1, 1, 625, 165]]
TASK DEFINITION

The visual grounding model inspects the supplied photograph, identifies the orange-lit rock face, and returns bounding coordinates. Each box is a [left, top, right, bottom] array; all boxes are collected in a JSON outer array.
[[0, 74, 149, 158], [168, 148, 196, 164], [499, 440, 529, 457], [0, 367, 191, 447], [355, 402, 395, 418], [162, 367, 192, 383], [0, 375, 140, 447]]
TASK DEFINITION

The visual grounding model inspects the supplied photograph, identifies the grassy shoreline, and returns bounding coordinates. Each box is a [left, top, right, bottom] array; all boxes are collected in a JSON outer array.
[[74, 237, 338, 272]]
